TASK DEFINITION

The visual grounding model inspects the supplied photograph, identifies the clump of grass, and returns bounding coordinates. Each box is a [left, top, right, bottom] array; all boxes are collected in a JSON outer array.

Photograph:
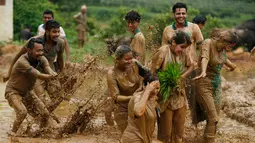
[[157, 63, 182, 102]]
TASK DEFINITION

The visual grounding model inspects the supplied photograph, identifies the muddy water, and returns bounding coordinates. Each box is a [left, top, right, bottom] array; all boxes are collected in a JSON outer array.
[[0, 59, 255, 142]]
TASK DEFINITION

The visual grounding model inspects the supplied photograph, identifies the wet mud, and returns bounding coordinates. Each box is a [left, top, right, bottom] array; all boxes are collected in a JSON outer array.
[[0, 45, 254, 142]]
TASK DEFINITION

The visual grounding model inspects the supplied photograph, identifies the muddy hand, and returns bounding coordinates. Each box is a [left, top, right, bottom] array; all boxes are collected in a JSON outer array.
[[145, 81, 160, 93], [3, 73, 10, 82], [193, 72, 206, 80]]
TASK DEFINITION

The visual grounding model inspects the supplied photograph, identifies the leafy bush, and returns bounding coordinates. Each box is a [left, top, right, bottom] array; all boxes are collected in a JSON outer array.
[[14, 0, 57, 40]]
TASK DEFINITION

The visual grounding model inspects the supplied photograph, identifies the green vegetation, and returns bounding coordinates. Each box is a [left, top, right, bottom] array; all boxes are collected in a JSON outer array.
[[13, 0, 255, 62], [158, 63, 182, 102]]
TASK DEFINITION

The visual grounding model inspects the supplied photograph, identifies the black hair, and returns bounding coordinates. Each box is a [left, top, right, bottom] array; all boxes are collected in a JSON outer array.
[[143, 72, 159, 86], [115, 45, 132, 59], [45, 20, 60, 31], [43, 9, 54, 18], [27, 38, 43, 49], [25, 24, 31, 29], [172, 2, 188, 13], [168, 30, 192, 46], [192, 15, 207, 25], [125, 10, 141, 22]]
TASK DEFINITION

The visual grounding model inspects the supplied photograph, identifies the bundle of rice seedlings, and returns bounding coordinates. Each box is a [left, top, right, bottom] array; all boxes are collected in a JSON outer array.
[[157, 63, 182, 102]]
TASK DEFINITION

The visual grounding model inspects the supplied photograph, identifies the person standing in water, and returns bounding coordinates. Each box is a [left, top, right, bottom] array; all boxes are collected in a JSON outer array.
[[151, 31, 194, 143], [5, 38, 56, 135], [107, 45, 148, 136], [193, 30, 238, 143], [121, 72, 162, 143]]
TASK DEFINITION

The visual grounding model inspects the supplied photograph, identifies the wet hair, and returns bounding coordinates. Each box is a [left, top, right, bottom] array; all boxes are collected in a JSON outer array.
[[125, 10, 141, 22], [168, 30, 192, 46], [172, 2, 187, 13], [27, 38, 43, 49], [115, 45, 132, 59], [219, 30, 239, 44], [192, 15, 207, 25], [43, 9, 54, 18], [45, 20, 60, 31], [210, 28, 227, 38], [143, 72, 159, 86]]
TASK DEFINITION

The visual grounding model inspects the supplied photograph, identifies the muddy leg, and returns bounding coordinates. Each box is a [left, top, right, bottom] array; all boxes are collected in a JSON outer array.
[[7, 94, 27, 133], [173, 106, 186, 143], [157, 108, 173, 143]]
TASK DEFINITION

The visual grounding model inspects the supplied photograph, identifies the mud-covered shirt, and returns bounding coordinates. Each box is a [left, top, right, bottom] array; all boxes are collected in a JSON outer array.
[[162, 22, 203, 63], [5, 54, 49, 98], [36, 35, 64, 70], [122, 91, 157, 143], [198, 39, 227, 77], [130, 30, 146, 65], [151, 45, 191, 111], [107, 60, 141, 112]]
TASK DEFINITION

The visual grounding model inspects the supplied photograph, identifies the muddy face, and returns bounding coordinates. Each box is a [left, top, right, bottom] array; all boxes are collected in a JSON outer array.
[[27, 43, 44, 60], [117, 51, 133, 70], [173, 8, 187, 25]]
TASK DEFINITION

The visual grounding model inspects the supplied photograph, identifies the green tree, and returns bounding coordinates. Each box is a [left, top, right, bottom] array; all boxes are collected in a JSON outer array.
[[14, 0, 57, 40]]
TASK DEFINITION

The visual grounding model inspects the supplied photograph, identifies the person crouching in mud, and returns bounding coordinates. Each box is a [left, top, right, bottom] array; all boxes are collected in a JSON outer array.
[[5, 38, 57, 136], [107, 45, 148, 136], [121, 72, 162, 143], [193, 30, 238, 143], [151, 30, 194, 143]]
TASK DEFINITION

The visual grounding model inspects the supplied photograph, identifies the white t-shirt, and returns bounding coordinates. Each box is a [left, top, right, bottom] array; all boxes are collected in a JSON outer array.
[[37, 24, 66, 38]]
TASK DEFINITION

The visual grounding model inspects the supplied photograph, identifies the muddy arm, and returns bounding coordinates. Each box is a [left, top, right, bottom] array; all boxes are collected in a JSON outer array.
[[225, 58, 236, 71], [3, 46, 27, 82], [193, 58, 208, 80], [107, 70, 132, 103], [181, 62, 195, 78]]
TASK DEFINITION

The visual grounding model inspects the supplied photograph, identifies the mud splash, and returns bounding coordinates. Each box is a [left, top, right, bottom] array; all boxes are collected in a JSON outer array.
[[0, 48, 254, 142]]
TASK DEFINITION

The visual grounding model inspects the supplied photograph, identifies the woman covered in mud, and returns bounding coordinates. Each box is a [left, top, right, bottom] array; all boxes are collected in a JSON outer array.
[[107, 45, 148, 135], [193, 30, 238, 143], [151, 30, 194, 143], [121, 72, 162, 143]]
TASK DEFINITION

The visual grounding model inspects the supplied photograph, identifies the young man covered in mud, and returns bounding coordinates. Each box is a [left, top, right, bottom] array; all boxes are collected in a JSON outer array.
[[162, 2, 203, 65], [5, 38, 57, 135], [161, 2, 204, 115], [4, 20, 65, 114], [74, 5, 89, 48], [37, 9, 70, 63], [125, 10, 146, 65]]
